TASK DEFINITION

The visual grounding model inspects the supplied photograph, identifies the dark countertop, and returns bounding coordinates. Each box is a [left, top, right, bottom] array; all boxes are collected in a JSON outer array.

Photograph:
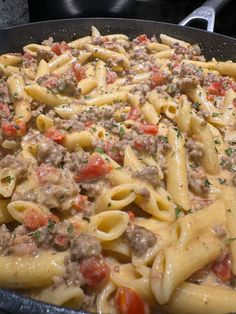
[[0, 0, 29, 28]]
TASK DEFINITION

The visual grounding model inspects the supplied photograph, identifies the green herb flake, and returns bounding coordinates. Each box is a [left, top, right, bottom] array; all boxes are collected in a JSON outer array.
[[47, 220, 55, 230], [212, 112, 222, 117], [174, 127, 182, 138], [4, 176, 14, 183], [95, 147, 104, 154], [58, 161, 65, 169], [167, 196, 171, 201], [31, 230, 41, 241], [193, 102, 200, 110], [108, 202, 111, 208], [119, 127, 125, 137], [227, 209, 232, 213], [158, 136, 168, 143], [82, 217, 91, 223], [175, 206, 182, 219], [92, 127, 97, 132], [225, 237, 236, 244], [218, 178, 226, 185], [225, 147, 235, 156], [204, 179, 212, 187], [186, 209, 193, 214], [67, 224, 74, 233], [214, 139, 221, 145]]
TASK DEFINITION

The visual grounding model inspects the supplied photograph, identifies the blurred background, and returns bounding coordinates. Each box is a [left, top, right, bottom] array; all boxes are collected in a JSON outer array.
[[0, 0, 235, 37]]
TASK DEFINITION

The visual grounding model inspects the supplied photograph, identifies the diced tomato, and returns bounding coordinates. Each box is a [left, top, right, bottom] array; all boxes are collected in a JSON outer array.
[[128, 107, 141, 120], [36, 163, 60, 185], [44, 127, 65, 143], [1, 120, 26, 138], [127, 211, 135, 222], [80, 256, 110, 289], [51, 41, 70, 55], [138, 123, 158, 135], [0, 103, 10, 119], [23, 208, 48, 231], [72, 62, 86, 82], [106, 71, 118, 84], [212, 254, 232, 281], [104, 141, 123, 164], [207, 81, 226, 96], [74, 154, 112, 182], [133, 139, 144, 150], [151, 69, 166, 87], [135, 34, 149, 45], [73, 194, 88, 211], [115, 287, 149, 314]]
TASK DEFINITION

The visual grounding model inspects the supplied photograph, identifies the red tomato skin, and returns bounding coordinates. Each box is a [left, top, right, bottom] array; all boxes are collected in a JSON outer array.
[[23, 208, 48, 231], [51, 42, 69, 55], [72, 63, 86, 81], [128, 107, 141, 120], [138, 123, 158, 135], [136, 34, 149, 44], [1, 120, 26, 138], [44, 127, 65, 143], [151, 70, 166, 86], [114, 287, 148, 314], [212, 254, 232, 281], [80, 256, 110, 289], [104, 141, 123, 164], [106, 71, 118, 84], [74, 154, 112, 182], [207, 82, 226, 96]]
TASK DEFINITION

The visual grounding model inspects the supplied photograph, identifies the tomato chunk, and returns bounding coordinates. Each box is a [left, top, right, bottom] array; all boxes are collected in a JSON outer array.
[[104, 141, 123, 164], [74, 154, 112, 182], [138, 123, 158, 135], [80, 256, 110, 289], [73, 194, 88, 211], [135, 34, 149, 45], [151, 68, 166, 87], [51, 41, 70, 55], [128, 107, 141, 120], [115, 287, 148, 314], [207, 81, 226, 96], [1, 120, 26, 138], [212, 254, 232, 281], [72, 62, 86, 82], [45, 127, 65, 143], [23, 208, 48, 231], [106, 71, 118, 84]]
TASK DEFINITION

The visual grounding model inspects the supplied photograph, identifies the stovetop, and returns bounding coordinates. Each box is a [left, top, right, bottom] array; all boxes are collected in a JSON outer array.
[[0, 0, 235, 38]]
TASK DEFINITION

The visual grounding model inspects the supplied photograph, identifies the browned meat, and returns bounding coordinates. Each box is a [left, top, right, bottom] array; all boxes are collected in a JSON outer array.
[[37, 138, 66, 167], [0, 154, 30, 181], [188, 168, 210, 196], [133, 166, 160, 187], [70, 233, 102, 261], [187, 139, 204, 164], [37, 49, 54, 62], [0, 79, 10, 103], [124, 224, 157, 256]]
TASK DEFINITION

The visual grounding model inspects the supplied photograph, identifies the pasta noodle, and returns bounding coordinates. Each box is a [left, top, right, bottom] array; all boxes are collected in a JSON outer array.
[[0, 27, 235, 314]]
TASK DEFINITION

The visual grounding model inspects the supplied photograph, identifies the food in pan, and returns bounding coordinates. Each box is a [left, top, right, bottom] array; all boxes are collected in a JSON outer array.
[[0, 25, 236, 314]]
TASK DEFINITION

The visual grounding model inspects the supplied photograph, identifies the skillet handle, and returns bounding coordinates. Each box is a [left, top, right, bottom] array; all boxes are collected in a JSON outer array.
[[179, 0, 230, 32]]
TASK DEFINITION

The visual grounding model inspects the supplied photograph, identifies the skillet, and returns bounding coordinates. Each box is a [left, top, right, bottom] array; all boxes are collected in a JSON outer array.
[[0, 0, 235, 313]]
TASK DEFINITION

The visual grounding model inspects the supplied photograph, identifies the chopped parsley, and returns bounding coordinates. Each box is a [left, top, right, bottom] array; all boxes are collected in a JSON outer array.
[[227, 209, 232, 213], [214, 139, 221, 145], [225, 237, 236, 244], [119, 127, 125, 137], [82, 217, 91, 223], [158, 136, 168, 143], [95, 147, 104, 154], [67, 224, 74, 233], [167, 196, 171, 201], [175, 206, 182, 219], [212, 112, 222, 117], [47, 220, 55, 230], [204, 179, 212, 187], [2, 176, 14, 184], [31, 230, 41, 241], [193, 102, 200, 110], [225, 147, 235, 156], [218, 178, 226, 185], [58, 161, 65, 169], [220, 158, 226, 167], [186, 209, 193, 215], [174, 127, 182, 138], [108, 202, 111, 208]]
